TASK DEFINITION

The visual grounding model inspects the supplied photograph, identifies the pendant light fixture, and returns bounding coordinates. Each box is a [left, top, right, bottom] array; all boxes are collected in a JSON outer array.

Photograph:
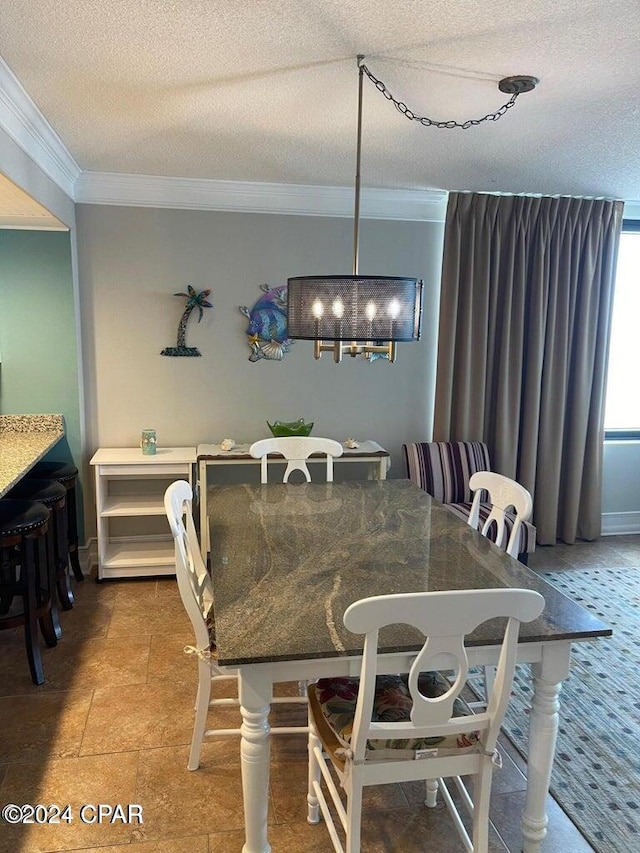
[[287, 56, 423, 363], [286, 56, 538, 364]]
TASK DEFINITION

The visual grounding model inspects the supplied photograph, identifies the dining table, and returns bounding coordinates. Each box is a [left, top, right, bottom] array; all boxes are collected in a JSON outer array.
[[206, 478, 612, 853], [196, 439, 390, 559]]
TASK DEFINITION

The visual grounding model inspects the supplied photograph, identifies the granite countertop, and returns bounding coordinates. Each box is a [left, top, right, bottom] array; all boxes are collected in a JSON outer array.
[[207, 480, 612, 667], [0, 415, 65, 497]]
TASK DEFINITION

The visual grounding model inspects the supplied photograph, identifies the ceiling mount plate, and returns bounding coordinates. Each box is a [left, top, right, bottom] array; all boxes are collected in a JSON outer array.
[[498, 75, 539, 95]]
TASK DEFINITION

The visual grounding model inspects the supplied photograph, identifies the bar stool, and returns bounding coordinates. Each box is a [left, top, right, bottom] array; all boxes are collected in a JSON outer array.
[[6, 478, 72, 622], [30, 461, 84, 582], [0, 499, 56, 685]]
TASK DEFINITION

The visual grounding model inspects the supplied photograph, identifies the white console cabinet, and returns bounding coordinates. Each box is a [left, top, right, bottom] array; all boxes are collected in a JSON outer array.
[[90, 447, 196, 580]]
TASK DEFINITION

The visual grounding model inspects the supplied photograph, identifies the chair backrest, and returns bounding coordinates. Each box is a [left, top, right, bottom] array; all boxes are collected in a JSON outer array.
[[468, 471, 533, 558], [403, 441, 491, 503], [343, 588, 544, 764], [249, 436, 344, 484], [164, 480, 212, 651]]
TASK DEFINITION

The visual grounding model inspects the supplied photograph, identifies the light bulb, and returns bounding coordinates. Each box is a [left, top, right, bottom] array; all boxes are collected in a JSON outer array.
[[332, 298, 345, 319], [312, 299, 324, 319], [387, 298, 401, 320], [365, 301, 377, 321]]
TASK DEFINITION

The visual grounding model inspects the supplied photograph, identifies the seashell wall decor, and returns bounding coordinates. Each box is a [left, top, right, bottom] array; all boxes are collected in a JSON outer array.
[[161, 285, 213, 357], [239, 284, 293, 363]]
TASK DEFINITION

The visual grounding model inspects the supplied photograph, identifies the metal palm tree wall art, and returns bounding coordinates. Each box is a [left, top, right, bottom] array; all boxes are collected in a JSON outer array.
[[161, 285, 213, 357]]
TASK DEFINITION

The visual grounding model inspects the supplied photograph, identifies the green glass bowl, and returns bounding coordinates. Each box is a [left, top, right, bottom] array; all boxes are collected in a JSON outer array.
[[267, 419, 314, 437]]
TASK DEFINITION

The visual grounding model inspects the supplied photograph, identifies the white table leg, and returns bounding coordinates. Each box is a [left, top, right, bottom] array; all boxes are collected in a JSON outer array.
[[199, 460, 209, 560], [367, 458, 388, 480], [239, 669, 273, 853], [521, 642, 571, 853]]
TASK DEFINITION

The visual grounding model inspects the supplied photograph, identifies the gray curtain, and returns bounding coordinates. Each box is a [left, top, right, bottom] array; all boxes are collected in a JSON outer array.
[[434, 192, 623, 544]]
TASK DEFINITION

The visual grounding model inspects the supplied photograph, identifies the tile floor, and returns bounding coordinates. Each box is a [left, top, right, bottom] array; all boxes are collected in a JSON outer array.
[[1, 535, 638, 852]]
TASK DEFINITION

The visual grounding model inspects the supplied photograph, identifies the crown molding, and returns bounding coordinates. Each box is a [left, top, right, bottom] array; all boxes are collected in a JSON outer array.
[[0, 53, 446, 220], [74, 171, 448, 221], [0, 57, 81, 198]]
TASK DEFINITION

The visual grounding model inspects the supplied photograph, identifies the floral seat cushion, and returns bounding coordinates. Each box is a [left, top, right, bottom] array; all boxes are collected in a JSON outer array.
[[204, 604, 216, 648], [309, 673, 480, 762]]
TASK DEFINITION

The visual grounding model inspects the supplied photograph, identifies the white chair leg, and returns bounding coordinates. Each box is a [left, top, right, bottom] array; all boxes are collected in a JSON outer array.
[[425, 777, 439, 807], [345, 780, 362, 853], [188, 661, 211, 770], [472, 764, 493, 853], [307, 725, 322, 825]]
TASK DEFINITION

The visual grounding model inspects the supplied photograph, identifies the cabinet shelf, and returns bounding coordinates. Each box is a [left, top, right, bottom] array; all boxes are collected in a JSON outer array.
[[103, 539, 175, 566], [90, 447, 196, 580], [101, 496, 166, 517]]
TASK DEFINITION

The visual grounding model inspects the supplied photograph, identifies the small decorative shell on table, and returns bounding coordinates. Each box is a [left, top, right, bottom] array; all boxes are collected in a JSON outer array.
[[345, 437, 360, 449], [220, 438, 236, 451]]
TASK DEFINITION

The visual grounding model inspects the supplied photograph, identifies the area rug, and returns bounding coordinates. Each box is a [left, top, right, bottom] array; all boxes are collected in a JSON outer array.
[[492, 567, 640, 853]]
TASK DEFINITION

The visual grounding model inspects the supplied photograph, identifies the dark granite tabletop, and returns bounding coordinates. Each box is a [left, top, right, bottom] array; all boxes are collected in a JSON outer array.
[[208, 480, 612, 667]]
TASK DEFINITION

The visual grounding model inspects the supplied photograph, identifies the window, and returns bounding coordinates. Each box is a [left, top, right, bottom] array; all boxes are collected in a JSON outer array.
[[604, 220, 640, 438]]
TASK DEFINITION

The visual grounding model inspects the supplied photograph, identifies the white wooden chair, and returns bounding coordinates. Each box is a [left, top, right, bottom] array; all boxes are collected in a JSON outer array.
[[468, 471, 534, 559], [403, 442, 537, 563], [467, 471, 534, 707], [249, 436, 344, 483], [306, 588, 544, 853], [164, 480, 308, 770]]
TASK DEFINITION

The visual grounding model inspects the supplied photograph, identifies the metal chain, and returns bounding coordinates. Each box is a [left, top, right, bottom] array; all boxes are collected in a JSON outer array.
[[360, 62, 519, 130]]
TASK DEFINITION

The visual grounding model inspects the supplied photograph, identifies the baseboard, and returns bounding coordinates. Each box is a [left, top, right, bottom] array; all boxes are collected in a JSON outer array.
[[601, 512, 640, 535], [81, 538, 98, 571]]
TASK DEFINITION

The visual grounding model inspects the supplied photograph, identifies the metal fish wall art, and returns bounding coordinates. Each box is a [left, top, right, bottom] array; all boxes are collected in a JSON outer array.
[[239, 284, 293, 362]]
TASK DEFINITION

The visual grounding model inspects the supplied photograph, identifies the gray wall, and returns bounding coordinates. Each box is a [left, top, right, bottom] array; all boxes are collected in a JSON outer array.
[[76, 204, 444, 537], [602, 440, 640, 534]]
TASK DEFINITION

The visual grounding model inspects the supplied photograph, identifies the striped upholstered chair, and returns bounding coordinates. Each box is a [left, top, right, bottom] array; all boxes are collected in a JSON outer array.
[[403, 441, 536, 563]]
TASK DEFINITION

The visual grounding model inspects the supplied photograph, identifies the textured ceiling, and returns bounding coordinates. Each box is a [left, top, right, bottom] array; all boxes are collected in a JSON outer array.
[[1, 0, 640, 200]]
